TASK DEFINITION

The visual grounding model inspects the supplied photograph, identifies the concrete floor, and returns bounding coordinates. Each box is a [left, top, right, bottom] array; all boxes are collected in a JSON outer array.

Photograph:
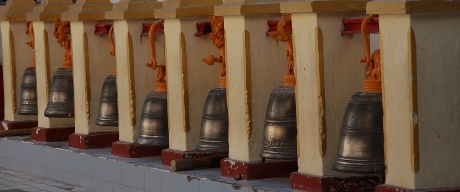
[[0, 167, 95, 192]]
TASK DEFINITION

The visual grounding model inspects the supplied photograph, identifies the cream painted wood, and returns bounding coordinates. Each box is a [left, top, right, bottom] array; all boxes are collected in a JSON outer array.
[[1, 21, 37, 122], [113, 20, 165, 143], [225, 15, 287, 162], [292, 12, 366, 175], [33, 21, 74, 128], [71, 21, 118, 135], [380, 12, 460, 189], [164, 18, 220, 151]]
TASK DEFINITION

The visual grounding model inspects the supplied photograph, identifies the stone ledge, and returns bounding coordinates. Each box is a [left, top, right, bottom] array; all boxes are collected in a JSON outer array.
[[0, 136, 293, 191]]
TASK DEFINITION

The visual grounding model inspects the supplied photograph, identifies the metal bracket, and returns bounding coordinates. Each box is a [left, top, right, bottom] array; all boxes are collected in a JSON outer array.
[[141, 22, 164, 36], [94, 24, 113, 36], [341, 18, 379, 35]]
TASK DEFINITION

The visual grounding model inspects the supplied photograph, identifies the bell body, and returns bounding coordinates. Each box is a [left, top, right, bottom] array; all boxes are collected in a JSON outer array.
[[260, 86, 297, 160], [44, 68, 74, 118], [332, 91, 385, 174], [17, 67, 38, 115], [135, 91, 168, 147], [196, 87, 229, 153], [95, 75, 118, 126]]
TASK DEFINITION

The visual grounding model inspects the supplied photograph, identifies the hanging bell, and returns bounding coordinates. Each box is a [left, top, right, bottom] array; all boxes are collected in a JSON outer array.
[[260, 75, 297, 160], [332, 87, 385, 174], [17, 67, 38, 115], [196, 84, 229, 153], [95, 75, 118, 126], [44, 68, 74, 118], [260, 14, 297, 160], [332, 15, 385, 174], [135, 83, 168, 147], [135, 21, 169, 147]]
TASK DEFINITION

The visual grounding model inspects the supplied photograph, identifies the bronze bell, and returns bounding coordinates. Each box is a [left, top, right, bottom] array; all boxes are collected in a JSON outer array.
[[45, 19, 74, 118], [95, 75, 118, 126], [135, 85, 168, 147], [17, 67, 38, 115], [44, 68, 74, 118], [18, 23, 38, 115], [196, 86, 229, 153], [332, 89, 385, 174], [260, 14, 297, 160], [135, 20, 169, 147], [260, 77, 296, 160], [196, 16, 229, 153], [332, 15, 385, 174]]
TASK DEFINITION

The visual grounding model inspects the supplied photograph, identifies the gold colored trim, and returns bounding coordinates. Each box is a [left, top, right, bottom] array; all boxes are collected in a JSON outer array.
[[83, 32, 90, 121], [181, 32, 190, 133], [367, 1, 460, 15], [244, 30, 252, 139], [315, 27, 327, 157], [281, 1, 367, 14], [408, 27, 419, 173], [9, 29, 16, 114], [380, 31, 388, 175], [127, 32, 136, 127], [44, 28, 50, 101]]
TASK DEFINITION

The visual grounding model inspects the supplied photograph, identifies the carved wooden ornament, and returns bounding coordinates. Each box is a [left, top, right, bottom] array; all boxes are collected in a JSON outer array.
[[54, 18, 72, 68], [108, 25, 117, 75], [360, 15, 381, 81], [203, 16, 226, 77], [268, 14, 294, 76], [26, 23, 35, 67], [146, 20, 166, 87]]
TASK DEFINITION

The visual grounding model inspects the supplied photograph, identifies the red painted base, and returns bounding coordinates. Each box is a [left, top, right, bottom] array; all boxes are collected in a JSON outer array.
[[290, 172, 384, 192], [111, 141, 167, 158], [31, 127, 75, 142], [68, 132, 119, 149], [220, 158, 297, 180], [161, 148, 226, 166], [1, 120, 38, 130], [376, 184, 460, 192]]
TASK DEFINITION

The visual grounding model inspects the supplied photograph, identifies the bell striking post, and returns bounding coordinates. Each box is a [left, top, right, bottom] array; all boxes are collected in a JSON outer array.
[[332, 15, 385, 174]]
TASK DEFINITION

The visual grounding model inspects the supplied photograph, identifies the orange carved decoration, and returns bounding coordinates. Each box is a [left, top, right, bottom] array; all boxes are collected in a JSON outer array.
[[360, 15, 380, 81], [360, 15, 381, 93], [26, 23, 36, 67], [108, 25, 117, 75], [268, 14, 294, 76], [54, 18, 72, 68], [146, 20, 166, 89], [203, 16, 226, 78]]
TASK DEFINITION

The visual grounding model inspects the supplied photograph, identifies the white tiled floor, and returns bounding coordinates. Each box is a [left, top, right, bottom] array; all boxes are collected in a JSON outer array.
[[0, 167, 96, 192]]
